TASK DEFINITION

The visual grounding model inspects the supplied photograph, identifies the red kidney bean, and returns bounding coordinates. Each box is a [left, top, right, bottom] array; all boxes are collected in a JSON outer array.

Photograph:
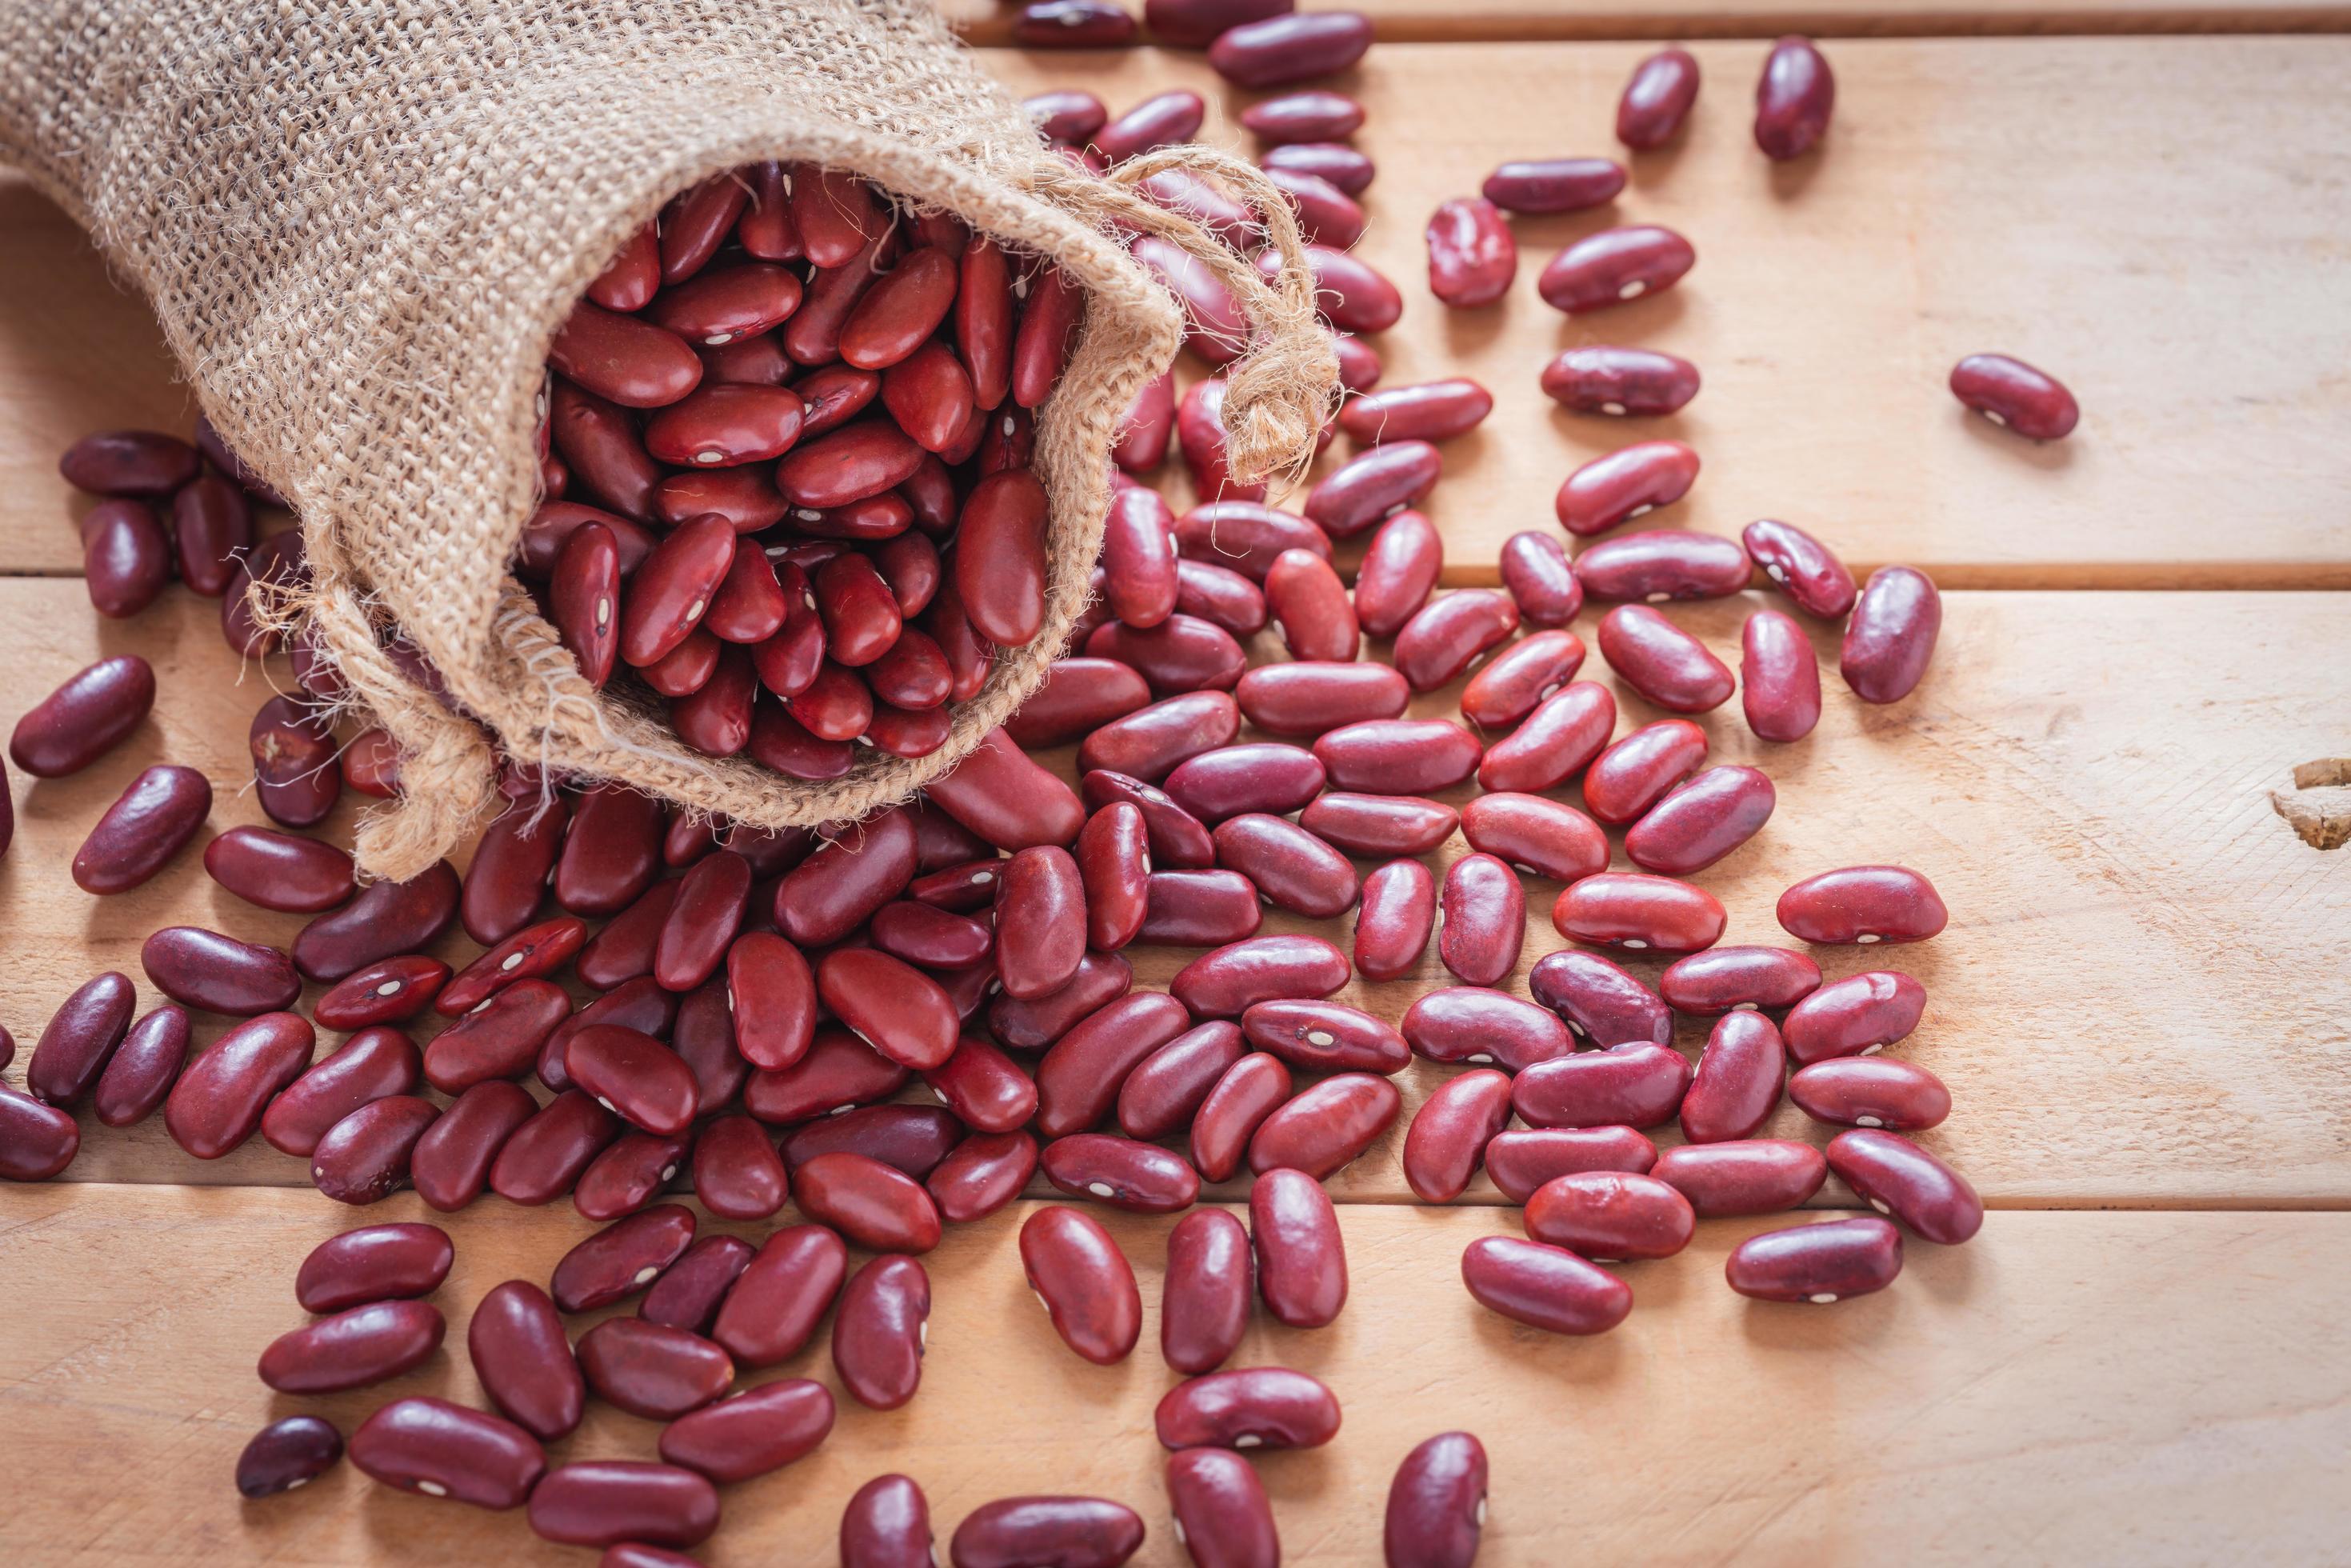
[[0, 1085, 81, 1178], [1790, 1057, 1950, 1131], [90, 1005, 190, 1129], [1461, 630, 1587, 728], [578, 1317, 734, 1422], [1337, 518, 1440, 646], [1394, 589, 1520, 692], [549, 1205, 697, 1314], [1581, 718, 1702, 825], [1779, 864, 1947, 945], [1158, 1368, 1340, 1458], [1113, 1023, 1240, 1142], [1460, 1235, 1632, 1334], [1269, 242, 1404, 336], [1175, 558, 1269, 637], [1583, 536, 1743, 611], [1755, 35, 1835, 159], [1314, 719, 1481, 794], [551, 380, 663, 519], [1246, 1168, 1344, 1334], [1733, 1215, 1905, 1306], [1424, 198, 1517, 309], [247, 694, 341, 828], [1481, 157, 1626, 215], [1010, 266, 1085, 409], [662, 1378, 834, 1486], [1495, 532, 1581, 632], [439, 917, 589, 1017], [563, 1026, 701, 1138], [423, 979, 570, 1094], [162, 1010, 312, 1158], [871, 899, 993, 970], [294, 858, 461, 982], [1191, 1053, 1293, 1182], [1242, 999, 1405, 1077], [1240, 86, 1362, 144], [1294, 799, 1448, 863], [1021, 1205, 1141, 1365], [812, 553, 903, 670], [794, 1151, 944, 1253], [1384, 1432, 1487, 1568], [699, 540, 789, 650], [1525, 1170, 1694, 1262], [1527, 953, 1668, 1050], [1150, 1207, 1251, 1380], [1249, 1071, 1399, 1178], [782, 1105, 962, 1180], [529, 1459, 720, 1550], [490, 1089, 623, 1205], [1214, 813, 1359, 918], [1609, 43, 1700, 146], [338, 727, 402, 798], [1165, 1447, 1281, 1568], [1512, 1042, 1691, 1130], [1262, 548, 1357, 662], [1625, 765, 1774, 876], [622, 514, 737, 667], [1741, 517, 1855, 618], [574, 1130, 694, 1222], [1171, 934, 1350, 1022], [1782, 969, 1927, 1065], [922, 1037, 1038, 1135], [686, 1114, 783, 1220], [1949, 351, 2078, 439], [1485, 1126, 1657, 1202], [1114, 367, 1176, 474], [1173, 499, 1326, 581], [1043, 1133, 1201, 1214], [236, 1415, 343, 1499], [1658, 945, 1822, 1017], [202, 824, 354, 915], [548, 300, 702, 408], [1036, 990, 1193, 1136], [1353, 858, 1434, 982], [1026, 88, 1108, 142], [464, 1279, 586, 1442], [349, 1396, 545, 1509], [708, 1222, 846, 1368], [1741, 608, 1822, 742], [1305, 441, 1439, 539], [550, 786, 662, 919], [1075, 802, 1151, 950], [523, 500, 656, 577], [1208, 8, 1370, 82], [817, 947, 958, 1070], [1102, 487, 1180, 630], [1008, 659, 1151, 746], [1830, 1129, 1981, 1244], [993, 846, 1088, 999], [950, 1497, 1144, 1568], [82, 497, 170, 618], [1475, 681, 1617, 796], [1402, 1069, 1513, 1205], [930, 729, 1087, 850], [773, 805, 918, 945], [262, 1026, 422, 1157], [28, 971, 137, 1107], [988, 950, 1134, 1050], [1401, 987, 1571, 1072], [832, 249, 955, 373], [775, 420, 926, 511], [1554, 871, 1725, 954], [10, 654, 154, 778], [408, 1081, 534, 1211], [1456, 794, 1604, 886], [842, 1474, 935, 1568], [1088, 614, 1249, 697], [1147, 0, 1292, 45], [1093, 87, 1205, 163], [1656, 1138, 1828, 1217], [258, 1298, 445, 1393], [779, 166, 877, 272], [60, 428, 200, 495], [1264, 140, 1374, 196], [1079, 691, 1241, 782], [1233, 665, 1408, 743], [927, 1130, 1038, 1223], [1841, 565, 1941, 704], [648, 258, 804, 347], [1437, 853, 1525, 986], [1595, 604, 1734, 712], [1541, 346, 1699, 418], [697, 938, 797, 1078], [1680, 1010, 1786, 1144], [1177, 378, 1265, 499], [1540, 225, 1695, 315]]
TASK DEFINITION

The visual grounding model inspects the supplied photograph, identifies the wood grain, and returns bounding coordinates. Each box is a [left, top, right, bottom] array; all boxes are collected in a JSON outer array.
[[2, 1186, 2345, 1566], [947, 0, 2351, 42], [8, 582, 2345, 1207]]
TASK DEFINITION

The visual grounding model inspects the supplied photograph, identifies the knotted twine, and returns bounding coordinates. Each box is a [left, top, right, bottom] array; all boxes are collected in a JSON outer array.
[[0, 0, 1336, 880]]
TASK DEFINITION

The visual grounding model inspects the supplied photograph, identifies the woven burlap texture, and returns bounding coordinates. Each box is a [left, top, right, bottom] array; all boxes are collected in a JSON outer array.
[[0, 0, 1335, 881]]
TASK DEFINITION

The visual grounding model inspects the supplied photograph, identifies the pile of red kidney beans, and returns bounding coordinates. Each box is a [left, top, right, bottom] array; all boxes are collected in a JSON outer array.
[[0, 3, 2087, 1564]]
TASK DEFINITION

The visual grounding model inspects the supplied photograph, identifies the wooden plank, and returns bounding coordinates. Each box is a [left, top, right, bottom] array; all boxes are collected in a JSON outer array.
[[2, 1186, 2346, 1565], [7, 582, 2345, 1206], [9, 40, 2349, 584], [950, 0, 2351, 42]]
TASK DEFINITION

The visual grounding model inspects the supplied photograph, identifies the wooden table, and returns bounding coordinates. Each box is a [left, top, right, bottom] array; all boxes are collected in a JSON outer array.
[[3, 17, 2348, 1568]]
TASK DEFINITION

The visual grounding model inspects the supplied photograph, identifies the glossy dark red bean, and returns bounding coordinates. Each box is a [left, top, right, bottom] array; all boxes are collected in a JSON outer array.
[[1010, 265, 1085, 410], [1092, 87, 1205, 163], [258, 1298, 445, 1393], [870, 899, 993, 970], [550, 786, 662, 919], [656, 1377, 834, 1490], [1175, 378, 1265, 497], [1251, 1166, 1348, 1329], [1079, 691, 1241, 782], [1949, 351, 2078, 439], [710, 938, 804, 1077], [1474, 681, 1615, 798], [929, 729, 1087, 851], [918, 1130, 1030, 1225], [983, 951, 1132, 1054], [841, 1474, 936, 1568], [950, 1497, 1144, 1568], [1173, 500, 1326, 583], [1485, 1126, 1657, 1202], [1679, 1010, 1785, 1144], [550, 381, 663, 520], [1233, 664, 1409, 743], [1617, 46, 1701, 148], [1333, 515, 1440, 644], [348, 1396, 546, 1510], [1557, 444, 1701, 542], [779, 1105, 962, 1181], [550, 298, 703, 410], [1087, 614, 1249, 698], [63, 763, 201, 897], [1314, 719, 1481, 794], [89, 1005, 190, 1129], [1729, 1214, 1903, 1304], [1240, 999, 1404, 1076], [490, 1089, 623, 1205], [907, 858, 1005, 916], [1138, 869, 1261, 946], [1782, 970, 1927, 1065], [237, 1415, 343, 1499], [1248, 1071, 1399, 1178], [1496, 531, 1581, 632], [1070, 803, 1149, 951], [1264, 140, 1374, 196], [1596, 603, 1734, 712], [1790, 1057, 1949, 1131], [162, 1010, 312, 1158], [1541, 346, 1699, 418], [438, 917, 588, 1017], [1190, 1053, 1292, 1183], [680, 1114, 780, 1221], [1352, 858, 1434, 982], [1459, 632, 1586, 730], [550, 1204, 698, 1314], [1214, 813, 1358, 918], [1083, 772, 1216, 870], [1512, 1042, 1691, 1130], [1261, 548, 1357, 662], [1841, 566, 1941, 704], [1741, 608, 1822, 742], [1106, 1025, 1233, 1143], [409, 1081, 534, 1211], [1455, 794, 1604, 886], [1383, 1432, 1487, 1568], [1156, 1366, 1340, 1450], [81, 497, 170, 618], [339, 727, 402, 798], [1424, 198, 1517, 309], [60, 429, 199, 496], [1625, 764, 1775, 875], [246, 694, 340, 828], [1581, 718, 1704, 825], [1304, 794, 1456, 860], [1754, 35, 1835, 160], [1043, 1133, 1201, 1214], [1021, 1205, 1141, 1365], [1174, 559, 1269, 640], [572, 1130, 694, 1222], [1006, 658, 1150, 748], [1553, 870, 1725, 954], [262, 1026, 422, 1157], [1035, 990, 1194, 1138], [1394, 590, 1520, 692], [621, 514, 735, 668], [1305, 441, 1439, 540], [294, 858, 461, 982], [11, 655, 154, 778], [772, 804, 918, 945], [1027, 86, 1109, 142], [1101, 487, 1180, 630], [1481, 157, 1626, 214], [1658, 945, 1821, 1017], [1539, 225, 1695, 314], [1524, 950, 1667, 1049], [818, 947, 958, 1072], [1170, 934, 1349, 1022], [1779, 864, 1947, 945], [1461, 1235, 1632, 1334], [992, 845, 1088, 999], [775, 420, 926, 512], [1267, 242, 1404, 336], [465, 1279, 586, 1442], [1433, 853, 1521, 986], [650, 850, 750, 991], [637, 1235, 754, 1335], [812, 552, 903, 669], [529, 1460, 721, 1550], [1148, 1207, 1250, 1380], [1653, 1138, 1827, 1216], [794, 1151, 944, 1253], [1165, 1446, 1280, 1568], [1401, 987, 1571, 1071], [702, 1222, 843, 1369], [0, 1085, 82, 1178], [577, 1318, 734, 1422], [914, 1038, 1030, 1137], [422, 979, 570, 1093], [1401, 1069, 1513, 1205], [1829, 1129, 1981, 1243], [201, 825, 354, 915], [1146, 0, 1291, 45], [1249, 91, 1365, 153], [567, 1026, 702, 1137], [1742, 518, 1855, 618], [290, 1224, 450, 1318]]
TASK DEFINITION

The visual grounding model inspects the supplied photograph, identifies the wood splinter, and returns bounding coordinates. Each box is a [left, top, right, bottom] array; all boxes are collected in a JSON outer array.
[[2272, 758, 2351, 850]]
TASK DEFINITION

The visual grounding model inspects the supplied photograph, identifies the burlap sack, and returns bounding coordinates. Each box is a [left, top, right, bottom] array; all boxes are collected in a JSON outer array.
[[0, 0, 1333, 880]]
